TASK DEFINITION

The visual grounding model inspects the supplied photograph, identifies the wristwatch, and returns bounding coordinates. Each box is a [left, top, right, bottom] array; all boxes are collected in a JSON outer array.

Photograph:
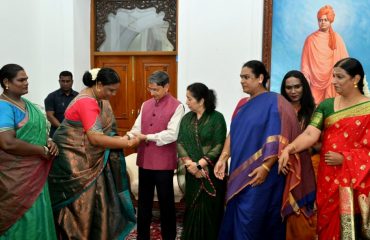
[[196, 163, 203, 170]]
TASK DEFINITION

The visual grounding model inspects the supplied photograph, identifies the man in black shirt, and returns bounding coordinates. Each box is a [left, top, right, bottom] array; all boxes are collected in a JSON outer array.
[[44, 71, 78, 137]]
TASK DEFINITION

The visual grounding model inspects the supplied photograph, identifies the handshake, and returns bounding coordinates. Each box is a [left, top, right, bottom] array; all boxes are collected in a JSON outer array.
[[120, 132, 148, 148]]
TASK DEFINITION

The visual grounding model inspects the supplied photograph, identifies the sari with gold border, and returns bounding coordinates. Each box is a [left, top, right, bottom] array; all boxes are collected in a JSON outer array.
[[310, 98, 370, 239], [219, 92, 316, 240], [48, 95, 135, 240]]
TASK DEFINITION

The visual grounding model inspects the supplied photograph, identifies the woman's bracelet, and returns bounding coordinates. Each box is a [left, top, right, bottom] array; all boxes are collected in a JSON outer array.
[[261, 163, 270, 172], [220, 151, 230, 162], [289, 143, 297, 153]]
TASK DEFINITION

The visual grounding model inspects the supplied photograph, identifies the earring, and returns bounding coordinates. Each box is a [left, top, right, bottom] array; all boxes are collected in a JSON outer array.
[[354, 82, 358, 88], [5, 85, 9, 90]]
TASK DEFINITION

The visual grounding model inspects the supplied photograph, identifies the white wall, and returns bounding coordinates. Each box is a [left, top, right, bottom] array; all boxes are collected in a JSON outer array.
[[178, 0, 264, 127], [73, 0, 91, 92], [0, 0, 264, 127], [0, 0, 89, 105]]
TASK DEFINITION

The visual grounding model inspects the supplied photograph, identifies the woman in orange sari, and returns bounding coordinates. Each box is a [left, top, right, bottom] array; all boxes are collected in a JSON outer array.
[[279, 58, 370, 239], [281, 70, 318, 240]]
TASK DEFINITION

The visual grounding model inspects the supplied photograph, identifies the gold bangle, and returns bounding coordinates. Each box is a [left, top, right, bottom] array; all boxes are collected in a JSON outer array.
[[262, 163, 270, 172], [290, 143, 297, 152], [222, 151, 229, 156]]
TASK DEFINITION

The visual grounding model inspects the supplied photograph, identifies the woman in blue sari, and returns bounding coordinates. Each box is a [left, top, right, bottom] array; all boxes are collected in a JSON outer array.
[[214, 60, 316, 240]]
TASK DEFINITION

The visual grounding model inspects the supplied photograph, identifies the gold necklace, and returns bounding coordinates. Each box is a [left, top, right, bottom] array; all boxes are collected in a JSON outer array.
[[1, 93, 25, 110], [90, 88, 98, 100]]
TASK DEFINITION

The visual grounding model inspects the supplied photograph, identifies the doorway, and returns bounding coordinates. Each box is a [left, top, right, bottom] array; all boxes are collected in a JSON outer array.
[[91, 0, 178, 154]]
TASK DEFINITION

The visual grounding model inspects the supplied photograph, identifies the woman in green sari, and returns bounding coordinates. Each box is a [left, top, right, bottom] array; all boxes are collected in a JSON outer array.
[[0, 64, 58, 239], [177, 82, 227, 240]]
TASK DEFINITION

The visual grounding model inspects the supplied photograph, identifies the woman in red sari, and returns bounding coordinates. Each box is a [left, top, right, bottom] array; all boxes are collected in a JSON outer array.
[[279, 57, 370, 239]]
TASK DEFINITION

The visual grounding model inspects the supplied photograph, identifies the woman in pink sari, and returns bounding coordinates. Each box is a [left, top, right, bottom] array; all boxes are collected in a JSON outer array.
[[280, 57, 370, 239]]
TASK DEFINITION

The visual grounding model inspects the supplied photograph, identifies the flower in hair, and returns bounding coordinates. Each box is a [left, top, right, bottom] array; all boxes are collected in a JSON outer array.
[[89, 68, 101, 81], [363, 75, 370, 97]]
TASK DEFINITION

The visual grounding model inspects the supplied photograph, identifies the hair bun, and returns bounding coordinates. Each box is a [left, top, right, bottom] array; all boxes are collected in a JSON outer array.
[[82, 71, 94, 87]]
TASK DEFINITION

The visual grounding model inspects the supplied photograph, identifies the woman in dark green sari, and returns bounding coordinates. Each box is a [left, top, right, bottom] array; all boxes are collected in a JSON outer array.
[[177, 82, 227, 240], [0, 64, 58, 239]]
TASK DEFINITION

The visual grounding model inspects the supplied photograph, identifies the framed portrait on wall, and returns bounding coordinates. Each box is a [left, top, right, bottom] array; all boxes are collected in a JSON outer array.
[[262, 0, 370, 96]]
